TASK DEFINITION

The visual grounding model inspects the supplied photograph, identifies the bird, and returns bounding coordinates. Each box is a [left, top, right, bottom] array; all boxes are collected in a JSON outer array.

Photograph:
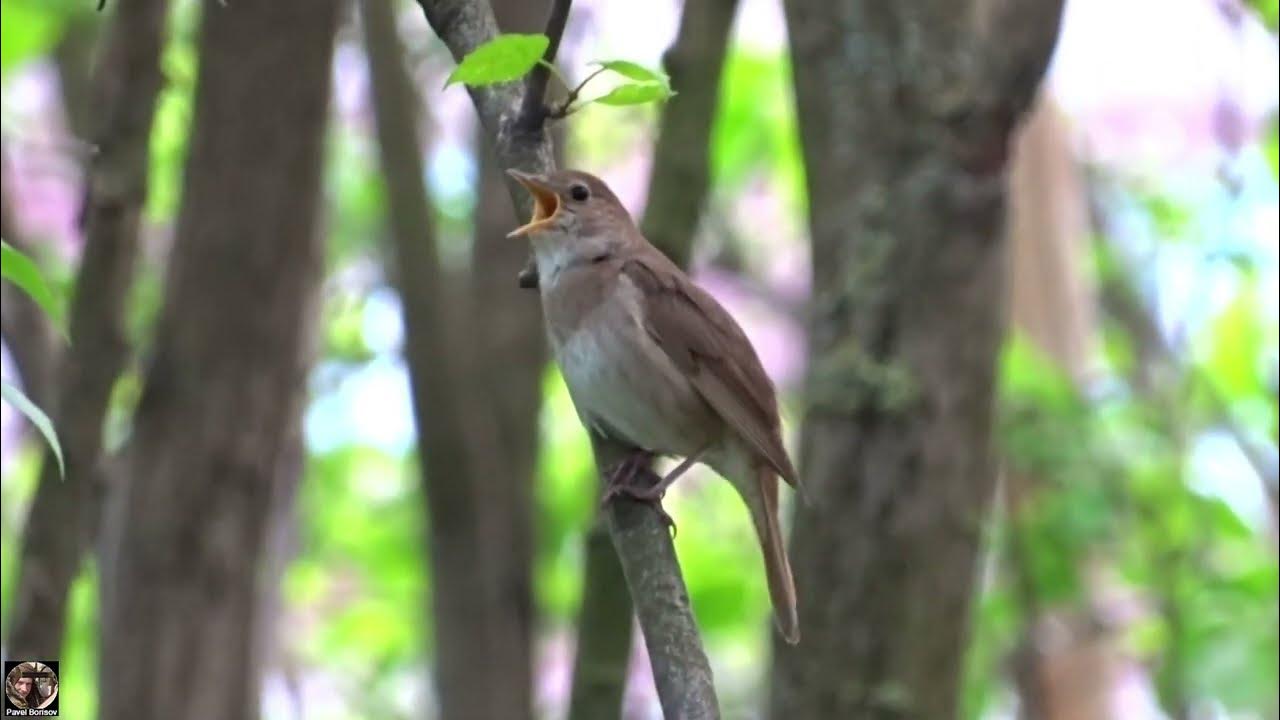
[[506, 168, 801, 644]]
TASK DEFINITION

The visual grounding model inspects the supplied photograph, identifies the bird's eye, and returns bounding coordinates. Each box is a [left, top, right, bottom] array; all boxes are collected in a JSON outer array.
[[569, 183, 590, 202]]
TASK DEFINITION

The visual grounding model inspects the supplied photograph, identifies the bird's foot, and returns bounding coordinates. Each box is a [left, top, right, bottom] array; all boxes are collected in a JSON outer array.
[[601, 452, 677, 536], [601, 449, 655, 501]]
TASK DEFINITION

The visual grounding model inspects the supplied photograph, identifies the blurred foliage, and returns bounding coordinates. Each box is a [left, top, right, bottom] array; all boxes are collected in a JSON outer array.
[[711, 47, 804, 210], [0, 0, 87, 75], [287, 445, 428, 668], [963, 189, 1280, 717], [146, 0, 200, 221], [1248, 0, 1279, 30]]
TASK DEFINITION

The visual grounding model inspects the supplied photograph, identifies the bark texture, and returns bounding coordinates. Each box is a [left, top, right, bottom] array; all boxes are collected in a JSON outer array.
[[97, 1, 336, 718], [4, 0, 166, 661], [593, 434, 720, 720], [771, 2, 1064, 718]]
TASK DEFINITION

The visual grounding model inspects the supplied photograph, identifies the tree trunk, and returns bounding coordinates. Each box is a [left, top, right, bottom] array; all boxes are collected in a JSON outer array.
[[771, 2, 1064, 718], [97, 1, 336, 718], [4, 0, 166, 661]]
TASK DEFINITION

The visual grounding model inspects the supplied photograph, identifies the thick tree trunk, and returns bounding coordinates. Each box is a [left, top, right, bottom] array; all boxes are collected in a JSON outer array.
[[97, 1, 336, 718], [4, 0, 166, 661], [771, 2, 1063, 718]]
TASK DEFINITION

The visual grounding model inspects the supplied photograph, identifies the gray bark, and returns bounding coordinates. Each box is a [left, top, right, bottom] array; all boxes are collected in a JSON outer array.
[[771, 1, 1064, 718], [97, 1, 336, 718], [592, 433, 720, 720]]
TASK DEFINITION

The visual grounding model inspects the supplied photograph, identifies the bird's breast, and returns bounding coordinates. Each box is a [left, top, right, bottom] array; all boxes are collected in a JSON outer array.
[[549, 276, 715, 455]]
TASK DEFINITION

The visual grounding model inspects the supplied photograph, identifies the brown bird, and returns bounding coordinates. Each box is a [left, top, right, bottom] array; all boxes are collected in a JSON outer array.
[[507, 168, 800, 644]]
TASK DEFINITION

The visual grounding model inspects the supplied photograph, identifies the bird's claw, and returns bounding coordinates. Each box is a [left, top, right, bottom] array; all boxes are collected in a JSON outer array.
[[601, 452, 677, 537]]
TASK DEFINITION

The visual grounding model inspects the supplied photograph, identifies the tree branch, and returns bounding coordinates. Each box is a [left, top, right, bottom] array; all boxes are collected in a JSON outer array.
[[588, 433, 720, 718], [975, 0, 1067, 119], [607, 497, 719, 719], [517, 0, 571, 130]]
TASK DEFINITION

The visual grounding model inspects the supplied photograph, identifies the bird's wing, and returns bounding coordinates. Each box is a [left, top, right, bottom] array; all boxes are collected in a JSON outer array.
[[622, 253, 798, 485]]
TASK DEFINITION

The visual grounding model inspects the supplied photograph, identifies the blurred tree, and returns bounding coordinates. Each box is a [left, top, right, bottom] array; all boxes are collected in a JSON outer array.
[[1001, 95, 1117, 719], [360, 0, 542, 715], [96, 1, 337, 718], [772, 2, 1065, 717], [2, 0, 165, 662]]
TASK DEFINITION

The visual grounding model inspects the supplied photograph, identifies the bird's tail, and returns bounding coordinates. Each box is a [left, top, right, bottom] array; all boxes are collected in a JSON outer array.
[[745, 465, 799, 644]]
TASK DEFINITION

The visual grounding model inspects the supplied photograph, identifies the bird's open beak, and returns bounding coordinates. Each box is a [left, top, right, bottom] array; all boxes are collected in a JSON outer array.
[[506, 169, 561, 238]]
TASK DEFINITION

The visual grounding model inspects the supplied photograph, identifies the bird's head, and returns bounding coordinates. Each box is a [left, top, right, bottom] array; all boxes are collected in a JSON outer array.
[[506, 169, 636, 249]]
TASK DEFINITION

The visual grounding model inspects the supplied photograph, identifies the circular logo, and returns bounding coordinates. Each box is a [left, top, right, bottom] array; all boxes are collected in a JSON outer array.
[[5, 661, 58, 710]]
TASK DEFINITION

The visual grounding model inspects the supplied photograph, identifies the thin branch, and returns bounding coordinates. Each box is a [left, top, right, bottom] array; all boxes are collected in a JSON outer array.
[[588, 433, 720, 718], [517, 0, 572, 130], [546, 65, 605, 120], [415, 0, 557, 288], [607, 496, 719, 719]]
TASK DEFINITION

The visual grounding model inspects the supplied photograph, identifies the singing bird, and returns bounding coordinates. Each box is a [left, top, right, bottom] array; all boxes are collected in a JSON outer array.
[[507, 168, 800, 644]]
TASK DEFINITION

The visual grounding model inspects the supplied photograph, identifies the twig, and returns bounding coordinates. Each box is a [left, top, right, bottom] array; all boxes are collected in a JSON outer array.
[[546, 65, 605, 120], [517, 0, 572, 130]]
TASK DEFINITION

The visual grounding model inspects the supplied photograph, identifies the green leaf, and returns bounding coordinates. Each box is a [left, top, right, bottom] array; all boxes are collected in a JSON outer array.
[[1, 240, 65, 336], [1264, 117, 1277, 180], [592, 82, 674, 107], [594, 59, 670, 88], [445, 33, 548, 87], [1, 380, 63, 477], [1, 0, 60, 75]]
